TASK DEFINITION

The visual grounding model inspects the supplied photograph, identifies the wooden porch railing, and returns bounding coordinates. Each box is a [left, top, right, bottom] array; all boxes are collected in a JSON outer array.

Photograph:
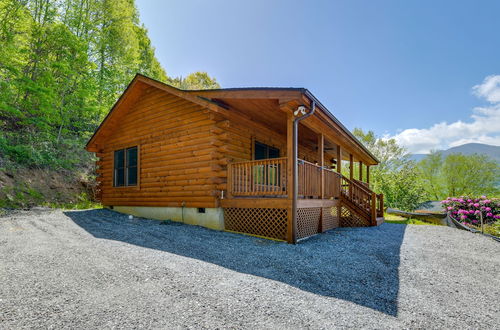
[[376, 193, 384, 217], [324, 169, 341, 199], [227, 157, 384, 223], [228, 157, 287, 196], [297, 159, 322, 198], [353, 178, 369, 188], [338, 175, 371, 213]]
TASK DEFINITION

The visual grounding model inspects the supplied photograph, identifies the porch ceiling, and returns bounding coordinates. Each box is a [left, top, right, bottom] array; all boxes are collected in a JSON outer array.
[[213, 97, 351, 162], [214, 98, 288, 135], [193, 87, 378, 165]]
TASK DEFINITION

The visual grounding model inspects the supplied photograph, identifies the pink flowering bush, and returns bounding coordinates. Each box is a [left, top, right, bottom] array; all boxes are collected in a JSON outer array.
[[441, 196, 500, 228]]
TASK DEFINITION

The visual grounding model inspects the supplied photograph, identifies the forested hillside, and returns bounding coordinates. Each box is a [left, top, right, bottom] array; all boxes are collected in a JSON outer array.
[[0, 0, 218, 169], [0, 0, 218, 208]]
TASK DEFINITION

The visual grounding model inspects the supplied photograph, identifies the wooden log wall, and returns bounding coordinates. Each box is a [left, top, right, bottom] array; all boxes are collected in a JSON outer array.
[[95, 86, 338, 209], [97, 86, 221, 208]]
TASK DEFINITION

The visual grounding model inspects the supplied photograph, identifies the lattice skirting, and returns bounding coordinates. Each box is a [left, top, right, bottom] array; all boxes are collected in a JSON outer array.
[[321, 207, 339, 232], [224, 205, 360, 241], [224, 208, 288, 240], [297, 207, 321, 239], [339, 205, 370, 227]]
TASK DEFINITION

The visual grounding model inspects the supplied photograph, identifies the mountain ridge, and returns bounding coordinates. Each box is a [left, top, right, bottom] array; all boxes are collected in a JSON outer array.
[[410, 143, 500, 162]]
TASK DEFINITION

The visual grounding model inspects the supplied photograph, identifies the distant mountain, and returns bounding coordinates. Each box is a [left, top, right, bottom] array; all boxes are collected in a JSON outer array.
[[410, 143, 500, 163]]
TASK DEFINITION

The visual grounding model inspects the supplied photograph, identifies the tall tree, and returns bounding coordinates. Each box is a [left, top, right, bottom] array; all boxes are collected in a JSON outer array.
[[418, 151, 443, 200], [441, 153, 499, 197], [0, 0, 218, 169], [353, 128, 426, 211], [170, 72, 220, 90], [418, 152, 499, 199]]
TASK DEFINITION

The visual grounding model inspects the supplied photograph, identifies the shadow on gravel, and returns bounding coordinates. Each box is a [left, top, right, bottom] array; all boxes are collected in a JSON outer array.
[[65, 209, 406, 316]]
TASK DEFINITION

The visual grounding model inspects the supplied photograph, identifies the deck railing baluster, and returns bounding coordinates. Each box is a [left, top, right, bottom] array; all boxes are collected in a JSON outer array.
[[228, 157, 382, 210]]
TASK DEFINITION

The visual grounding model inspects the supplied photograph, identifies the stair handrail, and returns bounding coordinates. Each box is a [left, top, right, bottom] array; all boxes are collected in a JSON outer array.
[[337, 173, 380, 221], [349, 177, 373, 195]]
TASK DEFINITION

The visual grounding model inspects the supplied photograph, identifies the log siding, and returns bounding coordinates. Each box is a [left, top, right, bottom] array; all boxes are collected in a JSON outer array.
[[97, 86, 220, 208]]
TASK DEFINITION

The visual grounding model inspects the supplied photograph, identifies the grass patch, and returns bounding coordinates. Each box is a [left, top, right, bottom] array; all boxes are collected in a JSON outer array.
[[384, 213, 437, 225], [466, 221, 500, 237], [43, 192, 101, 210], [483, 223, 500, 237]]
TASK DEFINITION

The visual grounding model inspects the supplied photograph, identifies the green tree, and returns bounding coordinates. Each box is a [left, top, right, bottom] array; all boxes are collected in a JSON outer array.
[[170, 72, 220, 90], [0, 0, 218, 169], [418, 152, 499, 199], [418, 151, 443, 200], [353, 128, 426, 211], [441, 153, 499, 197]]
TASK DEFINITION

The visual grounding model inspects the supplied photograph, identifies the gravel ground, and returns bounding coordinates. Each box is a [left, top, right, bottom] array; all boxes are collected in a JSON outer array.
[[1, 208, 499, 329]]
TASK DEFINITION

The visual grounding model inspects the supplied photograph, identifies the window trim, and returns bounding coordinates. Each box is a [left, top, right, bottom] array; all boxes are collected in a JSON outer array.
[[113, 145, 140, 189]]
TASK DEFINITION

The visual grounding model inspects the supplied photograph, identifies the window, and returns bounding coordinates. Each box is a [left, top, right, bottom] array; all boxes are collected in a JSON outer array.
[[114, 146, 138, 187], [254, 141, 279, 160], [253, 141, 281, 186]]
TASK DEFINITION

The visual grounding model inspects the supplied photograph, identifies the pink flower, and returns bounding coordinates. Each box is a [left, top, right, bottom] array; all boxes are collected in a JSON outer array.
[[484, 200, 491, 204], [467, 199, 472, 202], [474, 210, 480, 214], [460, 215, 468, 220], [468, 210, 475, 214], [494, 215, 500, 219], [485, 207, 491, 211], [447, 206, 453, 210], [487, 212, 493, 217], [473, 203, 480, 207], [481, 195, 486, 199], [472, 220, 478, 224]]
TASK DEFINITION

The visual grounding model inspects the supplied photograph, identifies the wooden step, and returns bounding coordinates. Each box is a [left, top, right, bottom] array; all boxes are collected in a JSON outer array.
[[340, 195, 371, 218]]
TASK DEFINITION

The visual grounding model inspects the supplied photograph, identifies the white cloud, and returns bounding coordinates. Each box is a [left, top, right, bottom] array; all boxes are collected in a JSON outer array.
[[473, 75, 500, 103], [386, 75, 500, 154]]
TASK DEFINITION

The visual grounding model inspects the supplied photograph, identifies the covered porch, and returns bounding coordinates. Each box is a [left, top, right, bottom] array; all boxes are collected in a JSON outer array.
[[221, 156, 383, 242], [198, 88, 384, 243]]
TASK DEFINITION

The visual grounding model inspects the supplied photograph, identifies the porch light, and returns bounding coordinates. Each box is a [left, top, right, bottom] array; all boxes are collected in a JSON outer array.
[[294, 105, 307, 116]]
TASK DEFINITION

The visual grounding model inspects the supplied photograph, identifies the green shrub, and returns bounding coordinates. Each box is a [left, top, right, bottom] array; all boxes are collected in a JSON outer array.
[[43, 192, 101, 210]]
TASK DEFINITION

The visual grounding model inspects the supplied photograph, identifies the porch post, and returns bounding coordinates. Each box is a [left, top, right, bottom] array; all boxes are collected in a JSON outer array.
[[336, 145, 342, 174], [366, 165, 370, 184], [286, 112, 294, 244], [371, 193, 377, 226], [349, 154, 353, 180], [336, 145, 342, 228], [318, 133, 324, 199], [359, 161, 363, 181]]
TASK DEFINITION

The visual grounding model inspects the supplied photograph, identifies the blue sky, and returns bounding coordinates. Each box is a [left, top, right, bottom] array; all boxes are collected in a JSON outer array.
[[136, 0, 500, 153]]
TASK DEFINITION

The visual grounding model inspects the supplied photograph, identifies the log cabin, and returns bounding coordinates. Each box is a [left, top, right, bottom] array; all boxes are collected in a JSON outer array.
[[86, 74, 384, 243]]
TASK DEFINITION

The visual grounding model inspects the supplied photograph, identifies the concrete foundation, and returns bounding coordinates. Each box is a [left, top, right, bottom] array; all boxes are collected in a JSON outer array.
[[111, 206, 225, 230]]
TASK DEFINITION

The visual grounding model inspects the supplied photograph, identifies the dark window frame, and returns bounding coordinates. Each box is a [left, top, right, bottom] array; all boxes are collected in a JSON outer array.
[[253, 141, 281, 186], [114, 146, 138, 187], [253, 141, 280, 160]]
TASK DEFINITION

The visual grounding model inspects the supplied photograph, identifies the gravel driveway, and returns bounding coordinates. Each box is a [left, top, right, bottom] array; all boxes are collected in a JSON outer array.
[[1, 208, 499, 329]]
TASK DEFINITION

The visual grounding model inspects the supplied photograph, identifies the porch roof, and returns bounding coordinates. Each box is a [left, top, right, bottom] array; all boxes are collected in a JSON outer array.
[[191, 86, 379, 165], [87, 74, 379, 165]]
